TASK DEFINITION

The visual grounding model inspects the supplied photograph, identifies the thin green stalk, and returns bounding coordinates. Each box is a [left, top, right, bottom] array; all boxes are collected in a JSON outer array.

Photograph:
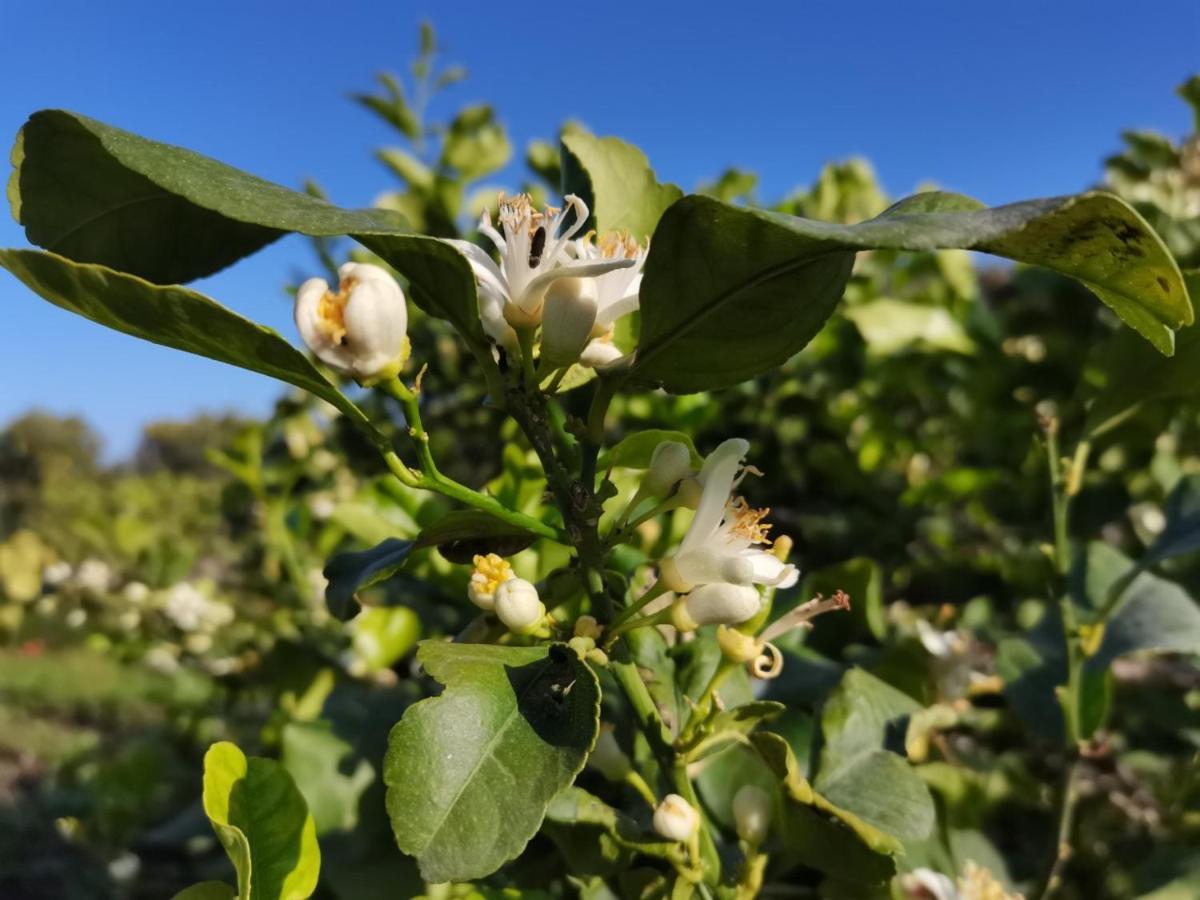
[[1037, 418, 1087, 900], [609, 579, 669, 632], [678, 659, 737, 745], [381, 450, 561, 542]]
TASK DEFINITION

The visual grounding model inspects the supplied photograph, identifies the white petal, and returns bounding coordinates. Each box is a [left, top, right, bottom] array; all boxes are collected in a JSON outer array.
[[684, 583, 762, 626], [682, 439, 749, 553], [743, 551, 798, 588], [580, 339, 625, 369]]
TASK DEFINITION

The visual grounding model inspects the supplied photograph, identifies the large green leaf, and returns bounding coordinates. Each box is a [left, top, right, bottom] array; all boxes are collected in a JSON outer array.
[[202, 741, 320, 900], [747, 733, 897, 886], [0, 249, 380, 440], [383, 641, 600, 882], [7, 110, 485, 342], [632, 192, 1192, 392], [560, 129, 683, 239], [814, 668, 935, 845], [9, 109, 399, 283]]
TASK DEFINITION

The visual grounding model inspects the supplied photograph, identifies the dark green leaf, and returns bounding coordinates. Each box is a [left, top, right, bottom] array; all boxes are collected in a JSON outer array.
[[10, 109, 401, 283], [560, 129, 683, 239], [633, 192, 1192, 392], [9, 111, 488, 344], [201, 741, 320, 900], [0, 249, 379, 440], [412, 510, 539, 563], [384, 642, 600, 882], [323, 538, 414, 621]]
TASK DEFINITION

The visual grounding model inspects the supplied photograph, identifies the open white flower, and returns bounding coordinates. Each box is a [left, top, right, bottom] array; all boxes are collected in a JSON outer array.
[[446, 194, 634, 350], [661, 439, 798, 627], [571, 231, 647, 369], [295, 262, 409, 382]]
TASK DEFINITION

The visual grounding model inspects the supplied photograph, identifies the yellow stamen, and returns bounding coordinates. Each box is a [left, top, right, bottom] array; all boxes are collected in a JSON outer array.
[[597, 230, 641, 259], [729, 496, 773, 544], [315, 275, 357, 345], [470, 553, 513, 597]]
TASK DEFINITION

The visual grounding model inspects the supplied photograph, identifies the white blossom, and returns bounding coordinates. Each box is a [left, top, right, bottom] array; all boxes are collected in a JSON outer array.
[[493, 578, 545, 634], [653, 794, 700, 841], [446, 194, 633, 349], [296, 262, 409, 382], [662, 439, 798, 628]]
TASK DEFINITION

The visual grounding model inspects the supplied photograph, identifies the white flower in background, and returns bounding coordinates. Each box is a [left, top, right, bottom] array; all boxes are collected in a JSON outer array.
[[661, 439, 798, 628], [65, 608, 88, 629], [144, 644, 180, 674], [467, 553, 514, 611], [307, 492, 337, 521], [117, 609, 141, 632], [447, 194, 634, 349], [295, 262, 410, 382], [653, 794, 700, 842], [493, 577, 545, 634], [899, 862, 1023, 900], [732, 784, 772, 844], [571, 231, 647, 369], [163, 583, 233, 633], [122, 581, 150, 605], [43, 561, 72, 587], [75, 559, 113, 594]]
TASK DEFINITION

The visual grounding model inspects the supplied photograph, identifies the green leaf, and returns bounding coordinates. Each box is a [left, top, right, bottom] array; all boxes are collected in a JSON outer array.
[[351, 607, 422, 671], [322, 538, 414, 621], [633, 192, 1192, 392], [815, 668, 934, 845], [202, 741, 320, 900], [170, 884, 237, 900], [441, 105, 512, 179], [412, 510, 539, 563], [746, 734, 897, 885], [560, 129, 683, 239], [1086, 276, 1200, 438], [9, 110, 488, 345], [10, 109, 400, 283], [596, 429, 702, 471], [281, 721, 375, 836], [0, 249, 379, 439], [384, 642, 600, 882], [843, 299, 974, 356]]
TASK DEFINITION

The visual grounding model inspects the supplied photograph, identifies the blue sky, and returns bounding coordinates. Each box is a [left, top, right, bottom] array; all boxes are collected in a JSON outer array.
[[2, 0, 1197, 459]]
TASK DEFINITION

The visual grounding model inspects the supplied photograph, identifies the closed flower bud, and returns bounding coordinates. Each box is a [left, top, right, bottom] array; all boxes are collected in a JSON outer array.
[[540, 277, 599, 367], [467, 553, 513, 611], [295, 262, 409, 383], [732, 784, 772, 844], [588, 723, 632, 781], [493, 578, 545, 633], [644, 441, 694, 497], [683, 582, 763, 627], [653, 794, 700, 842], [574, 615, 603, 640]]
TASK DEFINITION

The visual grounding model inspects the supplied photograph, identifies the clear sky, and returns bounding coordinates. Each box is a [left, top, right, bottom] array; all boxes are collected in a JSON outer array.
[[2, 0, 1197, 459]]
